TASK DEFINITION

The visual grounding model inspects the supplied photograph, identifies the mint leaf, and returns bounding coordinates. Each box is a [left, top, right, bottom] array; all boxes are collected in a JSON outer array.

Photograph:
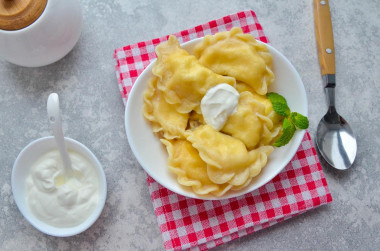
[[272, 102, 291, 117], [266, 92, 287, 104], [267, 92, 309, 147], [274, 118, 296, 147], [290, 112, 309, 129], [266, 92, 290, 117]]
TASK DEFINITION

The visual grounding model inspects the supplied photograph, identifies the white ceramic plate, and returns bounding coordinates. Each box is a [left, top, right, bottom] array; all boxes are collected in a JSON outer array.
[[125, 38, 307, 200]]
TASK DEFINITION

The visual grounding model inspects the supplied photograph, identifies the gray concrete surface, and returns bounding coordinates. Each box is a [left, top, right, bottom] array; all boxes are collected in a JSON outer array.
[[1, 0, 379, 250]]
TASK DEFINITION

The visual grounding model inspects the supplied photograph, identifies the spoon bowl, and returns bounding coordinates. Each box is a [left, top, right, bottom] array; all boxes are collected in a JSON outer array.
[[316, 104, 357, 170]]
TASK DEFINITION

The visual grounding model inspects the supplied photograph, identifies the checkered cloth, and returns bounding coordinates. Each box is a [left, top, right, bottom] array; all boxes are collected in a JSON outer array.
[[114, 10, 332, 251]]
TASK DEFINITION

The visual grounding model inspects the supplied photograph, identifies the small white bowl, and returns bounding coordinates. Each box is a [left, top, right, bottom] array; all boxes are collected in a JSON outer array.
[[12, 136, 107, 237], [125, 38, 307, 200]]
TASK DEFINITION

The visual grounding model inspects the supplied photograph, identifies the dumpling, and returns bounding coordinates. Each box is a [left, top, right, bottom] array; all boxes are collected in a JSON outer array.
[[143, 77, 189, 139], [207, 145, 273, 187], [222, 91, 281, 149], [222, 91, 267, 149], [161, 139, 231, 196], [194, 27, 274, 95], [185, 125, 274, 187], [152, 35, 236, 113], [235, 83, 283, 144], [185, 125, 255, 170]]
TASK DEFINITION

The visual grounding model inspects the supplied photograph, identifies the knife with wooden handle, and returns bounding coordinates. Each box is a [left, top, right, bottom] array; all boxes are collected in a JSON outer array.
[[314, 0, 336, 87]]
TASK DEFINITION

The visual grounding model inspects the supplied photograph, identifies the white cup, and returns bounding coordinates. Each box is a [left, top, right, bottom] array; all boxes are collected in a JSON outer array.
[[0, 0, 83, 67]]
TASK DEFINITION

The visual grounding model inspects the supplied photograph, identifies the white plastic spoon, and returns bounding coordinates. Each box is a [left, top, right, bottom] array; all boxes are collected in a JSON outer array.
[[47, 93, 74, 177]]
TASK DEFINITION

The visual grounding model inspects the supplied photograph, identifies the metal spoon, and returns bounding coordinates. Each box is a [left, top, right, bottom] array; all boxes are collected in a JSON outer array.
[[313, 0, 357, 170], [47, 93, 74, 177]]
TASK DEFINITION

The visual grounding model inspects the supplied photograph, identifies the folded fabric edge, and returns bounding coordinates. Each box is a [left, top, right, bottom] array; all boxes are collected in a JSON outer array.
[[113, 57, 128, 106]]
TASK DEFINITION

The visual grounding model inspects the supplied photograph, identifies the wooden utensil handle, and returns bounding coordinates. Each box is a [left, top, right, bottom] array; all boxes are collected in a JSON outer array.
[[313, 0, 336, 75]]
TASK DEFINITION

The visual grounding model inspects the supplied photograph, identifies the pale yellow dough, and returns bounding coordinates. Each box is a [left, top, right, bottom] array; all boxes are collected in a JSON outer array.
[[143, 77, 189, 139], [194, 27, 274, 95]]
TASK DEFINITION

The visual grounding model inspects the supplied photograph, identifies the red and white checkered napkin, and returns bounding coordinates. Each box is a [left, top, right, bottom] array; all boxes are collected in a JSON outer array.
[[114, 10, 332, 251]]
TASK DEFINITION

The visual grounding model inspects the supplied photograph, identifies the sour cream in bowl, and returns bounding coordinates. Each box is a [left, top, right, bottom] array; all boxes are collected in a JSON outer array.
[[12, 136, 107, 237]]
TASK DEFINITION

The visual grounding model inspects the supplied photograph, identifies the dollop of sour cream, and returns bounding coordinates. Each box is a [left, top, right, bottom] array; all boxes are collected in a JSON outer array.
[[200, 83, 240, 131], [26, 150, 100, 228]]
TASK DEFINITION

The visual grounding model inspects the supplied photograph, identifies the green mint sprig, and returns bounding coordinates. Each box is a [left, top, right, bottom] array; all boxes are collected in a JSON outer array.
[[266, 92, 309, 147]]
